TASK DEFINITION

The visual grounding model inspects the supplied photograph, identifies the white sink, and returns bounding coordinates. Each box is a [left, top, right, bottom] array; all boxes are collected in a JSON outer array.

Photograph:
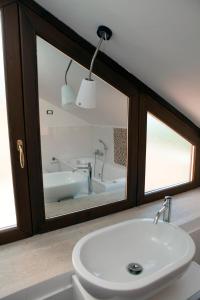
[[72, 219, 195, 300]]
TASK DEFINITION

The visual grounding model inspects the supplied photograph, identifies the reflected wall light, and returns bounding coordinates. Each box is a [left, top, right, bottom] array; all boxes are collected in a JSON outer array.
[[61, 59, 76, 108], [76, 25, 112, 109]]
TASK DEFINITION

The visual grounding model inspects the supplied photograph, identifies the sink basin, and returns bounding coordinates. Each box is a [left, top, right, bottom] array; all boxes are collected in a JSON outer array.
[[72, 219, 195, 300]]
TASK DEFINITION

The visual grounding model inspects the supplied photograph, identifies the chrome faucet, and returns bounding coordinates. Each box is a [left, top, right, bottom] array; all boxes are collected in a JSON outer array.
[[153, 196, 172, 224], [73, 162, 92, 194]]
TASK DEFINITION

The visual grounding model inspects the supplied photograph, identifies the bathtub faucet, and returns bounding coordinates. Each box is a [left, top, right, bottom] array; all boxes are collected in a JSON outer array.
[[74, 162, 93, 194], [153, 196, 172, 224], [98, 139, 108, 182]]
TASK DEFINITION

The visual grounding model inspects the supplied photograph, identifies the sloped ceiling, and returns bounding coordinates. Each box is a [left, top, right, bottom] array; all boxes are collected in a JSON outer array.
[[37, 37, 128, 127], [35, 0, 200, 127]]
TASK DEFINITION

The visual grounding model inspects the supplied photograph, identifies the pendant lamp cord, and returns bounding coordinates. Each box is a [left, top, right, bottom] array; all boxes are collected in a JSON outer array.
[[65, 59, 73, 85], [88, 32, 106, 81], [65, 31, 106, 84]]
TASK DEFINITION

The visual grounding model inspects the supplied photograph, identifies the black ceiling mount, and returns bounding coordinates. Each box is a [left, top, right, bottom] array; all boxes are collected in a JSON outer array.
[[97, 25, 112, 40]]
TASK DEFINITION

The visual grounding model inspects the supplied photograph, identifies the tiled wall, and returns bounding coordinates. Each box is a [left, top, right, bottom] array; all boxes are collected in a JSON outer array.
[[113, 128, 127, 167]]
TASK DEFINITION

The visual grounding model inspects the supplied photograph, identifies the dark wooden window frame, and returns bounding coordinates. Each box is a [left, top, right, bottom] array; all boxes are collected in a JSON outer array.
[[0, 2, 32, 245], [1, 0, 200, 243], [137, 94, 200, 205], [18, 1, 200, 233], [18, 4, 139, 233]]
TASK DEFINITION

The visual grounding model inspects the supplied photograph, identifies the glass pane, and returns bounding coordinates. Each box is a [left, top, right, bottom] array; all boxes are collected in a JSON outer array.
[[145, 113, 194, 193], [0, 13, 17, 229], [36, 37, 128, 219]]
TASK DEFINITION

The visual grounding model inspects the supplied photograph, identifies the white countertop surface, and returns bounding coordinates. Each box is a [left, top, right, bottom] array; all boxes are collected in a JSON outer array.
[[1, 188, 200, 298], [150, 262, 200, 300]]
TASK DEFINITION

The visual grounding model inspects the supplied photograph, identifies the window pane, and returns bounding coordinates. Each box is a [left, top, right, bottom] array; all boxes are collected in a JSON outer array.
[[36, 36, 128, 219], [0, 12, 17, 230], [145, 113, 194, 193]]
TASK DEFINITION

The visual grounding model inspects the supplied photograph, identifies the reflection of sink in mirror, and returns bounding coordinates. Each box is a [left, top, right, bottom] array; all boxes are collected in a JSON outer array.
[[43, 171, 87, 202]]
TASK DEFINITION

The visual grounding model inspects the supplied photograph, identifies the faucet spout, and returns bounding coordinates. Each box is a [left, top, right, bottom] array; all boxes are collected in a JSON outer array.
[[153, 196, 172, 224], [153, 206, 167, 224]]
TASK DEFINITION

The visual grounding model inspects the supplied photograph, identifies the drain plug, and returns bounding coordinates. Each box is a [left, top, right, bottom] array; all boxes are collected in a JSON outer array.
[[127, 263, 143, 275]]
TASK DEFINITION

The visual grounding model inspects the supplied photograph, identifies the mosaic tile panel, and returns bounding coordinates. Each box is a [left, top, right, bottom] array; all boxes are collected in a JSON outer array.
[[113, 128, 127, 167]]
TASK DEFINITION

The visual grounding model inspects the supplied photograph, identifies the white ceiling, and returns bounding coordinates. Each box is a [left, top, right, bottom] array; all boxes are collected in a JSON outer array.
[[35, 0, 200, 127]]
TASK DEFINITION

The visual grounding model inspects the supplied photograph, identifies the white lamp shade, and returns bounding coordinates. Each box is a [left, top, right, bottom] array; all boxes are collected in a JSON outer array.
[[76, 79, 96, 109], [61, 84, 75, 107]]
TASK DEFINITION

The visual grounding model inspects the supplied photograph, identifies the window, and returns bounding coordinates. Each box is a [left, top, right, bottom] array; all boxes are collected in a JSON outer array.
[[0, 12, 16, 230], [0, 2, 199, 244], [0, 4, 32, 245], [19, 4, 200, 236], [145, 113, 194, 193]]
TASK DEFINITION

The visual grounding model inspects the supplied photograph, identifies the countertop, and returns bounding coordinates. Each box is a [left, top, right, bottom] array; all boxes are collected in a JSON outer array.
[[1, 188, 200, 298]]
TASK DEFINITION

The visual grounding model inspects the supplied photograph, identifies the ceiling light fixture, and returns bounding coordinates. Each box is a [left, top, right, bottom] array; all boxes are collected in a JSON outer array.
[[76, 25, 112, 109], [61, 59, 75, 108]]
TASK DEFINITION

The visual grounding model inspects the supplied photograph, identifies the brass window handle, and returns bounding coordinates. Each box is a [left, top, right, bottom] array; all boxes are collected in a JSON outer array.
[[17, 139, 25, 169]]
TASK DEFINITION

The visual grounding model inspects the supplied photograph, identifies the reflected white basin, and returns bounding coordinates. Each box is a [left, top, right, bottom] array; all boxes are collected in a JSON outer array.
[[43, 171, 87, 202], [72, 219, 195, 300]]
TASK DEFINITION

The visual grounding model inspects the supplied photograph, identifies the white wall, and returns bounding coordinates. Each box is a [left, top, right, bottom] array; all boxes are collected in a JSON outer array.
[[39, 98, 89, 131], [39, 99, 127, 173], [39, 98, 93, 171], [40, 126, 93, 171], [91, 126, 114, 164]]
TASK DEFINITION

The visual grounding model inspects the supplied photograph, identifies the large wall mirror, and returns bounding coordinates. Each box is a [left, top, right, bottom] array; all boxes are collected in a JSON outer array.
[[36, 36, 129, 219]]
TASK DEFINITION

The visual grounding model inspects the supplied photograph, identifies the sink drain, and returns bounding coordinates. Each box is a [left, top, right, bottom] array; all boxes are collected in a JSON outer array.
[[127, 263, 143, 275]]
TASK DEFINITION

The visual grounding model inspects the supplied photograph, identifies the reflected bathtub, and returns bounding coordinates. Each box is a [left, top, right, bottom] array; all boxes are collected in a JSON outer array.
[[43, 171, 87, 202], [92, 177, 126, 194]]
